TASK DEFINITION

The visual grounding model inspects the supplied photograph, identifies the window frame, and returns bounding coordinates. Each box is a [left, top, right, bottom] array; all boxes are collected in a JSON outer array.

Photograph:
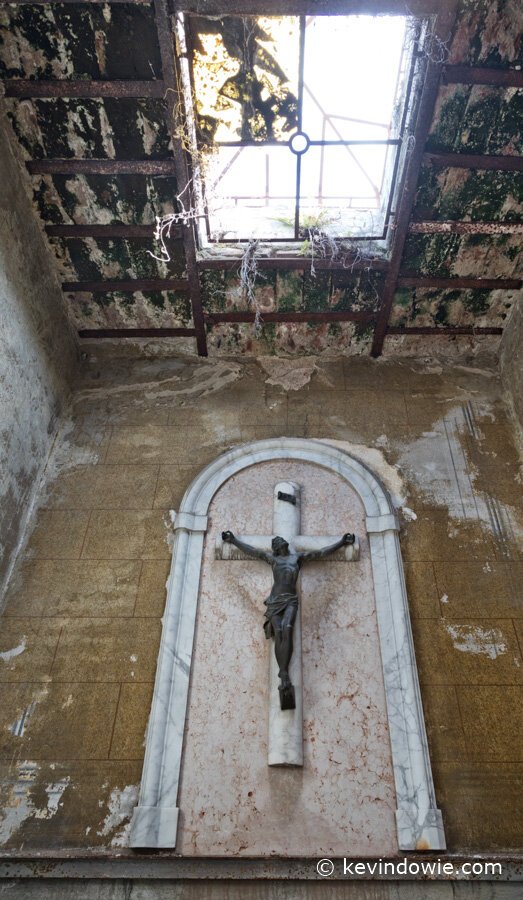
[[175, 0, 443, 261]]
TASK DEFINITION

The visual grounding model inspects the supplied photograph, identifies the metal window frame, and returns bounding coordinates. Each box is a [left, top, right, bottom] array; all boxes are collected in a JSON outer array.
[[183, 9, 422, 244]]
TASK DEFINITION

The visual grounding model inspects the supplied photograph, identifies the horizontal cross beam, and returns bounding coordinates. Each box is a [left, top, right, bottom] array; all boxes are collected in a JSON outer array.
[[215, 534, 360, 562]]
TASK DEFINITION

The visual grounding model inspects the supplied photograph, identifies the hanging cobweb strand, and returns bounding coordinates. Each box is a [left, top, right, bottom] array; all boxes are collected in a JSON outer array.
[[306, 228, 341, 277], [148, 179, 202, 263], [147, 210, 202, 263], [239, 240, 263, 333]]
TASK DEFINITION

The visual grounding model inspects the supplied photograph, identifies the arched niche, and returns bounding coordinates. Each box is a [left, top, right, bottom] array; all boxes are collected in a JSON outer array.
[[130, 438, 445, 852]]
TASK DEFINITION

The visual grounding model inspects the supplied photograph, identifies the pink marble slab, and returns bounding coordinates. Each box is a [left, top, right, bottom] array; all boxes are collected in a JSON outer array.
[[177, 460, 397, 856]]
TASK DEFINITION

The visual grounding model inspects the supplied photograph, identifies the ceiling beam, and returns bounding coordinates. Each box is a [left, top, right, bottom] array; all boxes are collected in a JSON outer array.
[[442, 66, 523, 88], [78, 328, 195, 338], [153, 0, 207, 356], [5, 1, 150, 4], [63, 278, 189, 293], [3, 80, 164, 99], [397, 276, 521, 290], [197, 257, 389, 272], [177, 1, 439, 14], [46, 224, 182, 239], [387, 326, 503, 335], [409, 221, 523, 235], [205, 311, 375, 324], [370, 0, 460, 357], [424, 152, 523, 172], [27, 159, 177, 175]]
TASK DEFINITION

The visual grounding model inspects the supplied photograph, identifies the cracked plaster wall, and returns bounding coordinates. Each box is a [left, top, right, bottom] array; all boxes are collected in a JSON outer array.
[[0, 105, 78, 594], [0, 350, 521, 858], [500, 296, 523, 438]]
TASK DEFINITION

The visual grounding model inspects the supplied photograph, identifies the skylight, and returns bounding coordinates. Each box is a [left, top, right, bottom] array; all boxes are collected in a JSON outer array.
[[184, 13, 416, 246]]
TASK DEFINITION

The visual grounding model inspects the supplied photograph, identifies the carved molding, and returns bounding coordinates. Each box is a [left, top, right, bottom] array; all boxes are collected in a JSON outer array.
[[130, 438, 445, 851]]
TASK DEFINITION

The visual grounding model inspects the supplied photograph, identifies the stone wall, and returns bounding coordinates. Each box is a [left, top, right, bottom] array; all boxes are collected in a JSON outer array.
[[0, 107, 77, 594], [500, 296, 523, 437], [1, 879, 521, 898], [0, 351, 521, 861]]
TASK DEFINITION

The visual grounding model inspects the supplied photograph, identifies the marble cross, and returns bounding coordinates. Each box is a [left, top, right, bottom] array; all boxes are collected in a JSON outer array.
[[216, 480, 359, 767]]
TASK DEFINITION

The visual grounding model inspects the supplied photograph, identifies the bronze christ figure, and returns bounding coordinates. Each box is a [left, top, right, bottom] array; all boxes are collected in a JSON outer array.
[[222, 530, 355, 710]]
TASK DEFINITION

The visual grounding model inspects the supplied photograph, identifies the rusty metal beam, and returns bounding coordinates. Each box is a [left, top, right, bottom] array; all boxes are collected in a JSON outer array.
[[27, 159, 177, 176], [177, 1, 439, 14], [397, 276, 521, 290], [4, 80, 164, 99], [153, 0, 207, 356], [387, 326, 503, 335], [409, 221, 523, 235], [197, 257, 389, 272], [78, 328, 196, 338], [370, 0, 459, 358], [205, 311, 374, 324], [425, 152, 523, 172], [6, 1, 150, 4], [442, 66, 523, 88], [63, 278, 189, 293], [46, 224, 182, 239]]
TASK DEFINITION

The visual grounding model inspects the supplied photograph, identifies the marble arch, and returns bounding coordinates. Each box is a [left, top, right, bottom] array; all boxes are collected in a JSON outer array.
[[130, 437, 445, 851]]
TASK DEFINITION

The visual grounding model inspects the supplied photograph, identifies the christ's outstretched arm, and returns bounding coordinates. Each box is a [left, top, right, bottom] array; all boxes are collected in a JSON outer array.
[[222, 530, 273, 564], [298, 532, 355, 563]]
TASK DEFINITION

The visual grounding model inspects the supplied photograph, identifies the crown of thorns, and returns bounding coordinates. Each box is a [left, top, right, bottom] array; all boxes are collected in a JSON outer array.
[[272, 536, 288, 548]]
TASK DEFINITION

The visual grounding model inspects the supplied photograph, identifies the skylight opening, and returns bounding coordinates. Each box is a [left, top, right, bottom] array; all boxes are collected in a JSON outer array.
[[184, 13, 417, 248]]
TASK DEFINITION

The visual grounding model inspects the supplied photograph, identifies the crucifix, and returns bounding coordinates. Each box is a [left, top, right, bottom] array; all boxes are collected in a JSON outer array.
[[216, 480, 359, 766]]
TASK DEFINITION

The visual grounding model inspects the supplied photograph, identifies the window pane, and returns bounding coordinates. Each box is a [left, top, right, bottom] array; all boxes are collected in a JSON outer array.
[[207, 145, 297, 240], [301, 16, 408, 142], [191, 15, 300, 143], [298, 144, 395, 237]]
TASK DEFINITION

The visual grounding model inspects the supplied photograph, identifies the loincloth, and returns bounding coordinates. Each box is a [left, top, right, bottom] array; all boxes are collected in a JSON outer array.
[[263, 593, 298, 639]]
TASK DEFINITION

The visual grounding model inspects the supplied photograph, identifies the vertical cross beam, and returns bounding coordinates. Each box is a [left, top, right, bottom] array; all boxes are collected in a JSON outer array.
[[269, 481, 303, 766]]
